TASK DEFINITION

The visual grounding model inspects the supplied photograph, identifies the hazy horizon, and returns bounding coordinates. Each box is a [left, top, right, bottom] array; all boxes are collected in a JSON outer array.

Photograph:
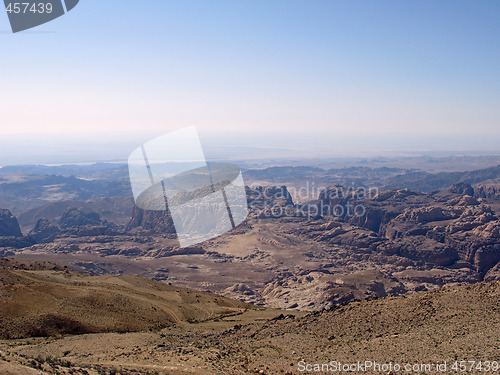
[[1, 129, 500, 166]]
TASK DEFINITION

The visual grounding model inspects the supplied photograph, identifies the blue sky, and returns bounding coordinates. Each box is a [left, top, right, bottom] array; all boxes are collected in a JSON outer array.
[[1, 1, 500, 161]]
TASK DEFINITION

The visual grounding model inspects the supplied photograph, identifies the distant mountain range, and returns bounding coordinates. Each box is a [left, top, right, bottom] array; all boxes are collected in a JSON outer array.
[[244, 164, 500, 193], [1, 161, 500, 220]]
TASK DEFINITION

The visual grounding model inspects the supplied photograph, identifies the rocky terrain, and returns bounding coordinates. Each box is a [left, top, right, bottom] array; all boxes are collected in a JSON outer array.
[[17, 196, 134, 231], [1, 162, 500, 310], [1, 161, 500, 373], [0, 209, 23, 238], [0, 262, 498, 374], [0, 179, 498, 312], [0, 258, 255, 341]]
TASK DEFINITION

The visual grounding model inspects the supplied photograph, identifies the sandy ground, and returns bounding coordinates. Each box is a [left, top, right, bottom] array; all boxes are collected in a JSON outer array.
[[0, 281, 498, 374]]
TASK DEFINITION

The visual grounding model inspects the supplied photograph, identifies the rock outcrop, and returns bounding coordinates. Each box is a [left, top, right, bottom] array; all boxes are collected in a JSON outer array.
[[126, 206, 176, 234], [0, 209, 23, 237], [28, 218, 61, 243], [474, 183, 500, 199], [60, 208, 102, 229], [450, 182, 475, 196], [303, 184, 500, 278]]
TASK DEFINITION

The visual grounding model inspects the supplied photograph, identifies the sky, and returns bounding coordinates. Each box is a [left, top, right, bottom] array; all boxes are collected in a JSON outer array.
[[1, 0, 500, 163]]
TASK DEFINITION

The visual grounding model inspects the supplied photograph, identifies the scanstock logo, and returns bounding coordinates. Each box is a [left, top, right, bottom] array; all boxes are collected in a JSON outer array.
[[4, 0, 79, 33]]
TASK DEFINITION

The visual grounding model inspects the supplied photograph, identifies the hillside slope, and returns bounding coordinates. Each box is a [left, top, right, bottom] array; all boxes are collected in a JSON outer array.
[[0, 277, 498, 374], [0, 259, 252, 340]]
